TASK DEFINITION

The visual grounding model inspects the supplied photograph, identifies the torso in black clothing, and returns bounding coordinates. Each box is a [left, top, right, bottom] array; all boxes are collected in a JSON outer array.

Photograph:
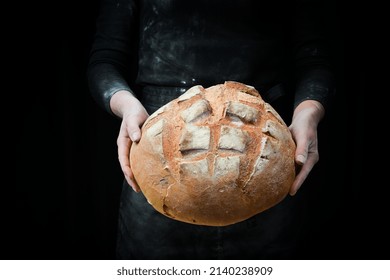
[[137, 0, 293, 90]]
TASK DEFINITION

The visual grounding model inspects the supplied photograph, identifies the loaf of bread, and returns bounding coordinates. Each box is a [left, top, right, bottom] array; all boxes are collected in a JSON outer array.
[[130, 81, 296, 226]]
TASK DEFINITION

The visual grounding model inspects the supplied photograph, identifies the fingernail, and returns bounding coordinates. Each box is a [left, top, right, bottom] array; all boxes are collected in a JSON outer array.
[[297, 154, 306, 164], [131, 131, 140, 142]]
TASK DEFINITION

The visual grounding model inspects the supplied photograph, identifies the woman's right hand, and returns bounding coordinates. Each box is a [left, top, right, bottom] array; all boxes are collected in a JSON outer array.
[[110, 90, 149, 192]]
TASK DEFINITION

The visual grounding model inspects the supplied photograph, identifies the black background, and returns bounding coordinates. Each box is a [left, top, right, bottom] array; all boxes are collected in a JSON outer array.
[[8, 0, 378, 260]]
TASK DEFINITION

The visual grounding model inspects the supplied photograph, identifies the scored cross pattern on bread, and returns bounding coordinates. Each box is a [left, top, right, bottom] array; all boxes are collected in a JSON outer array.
[[130, 81, 296, 226]]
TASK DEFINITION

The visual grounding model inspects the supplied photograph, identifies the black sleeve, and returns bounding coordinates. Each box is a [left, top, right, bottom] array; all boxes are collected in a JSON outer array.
[[87, 0, 139, 115], [292, 0, 337, 110]]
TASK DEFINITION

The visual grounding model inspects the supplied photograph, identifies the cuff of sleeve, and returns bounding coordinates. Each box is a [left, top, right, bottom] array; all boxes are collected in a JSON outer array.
[[294, 67, 336, 111], [87, 63, 132, 116], [102, 86, 132, 116]]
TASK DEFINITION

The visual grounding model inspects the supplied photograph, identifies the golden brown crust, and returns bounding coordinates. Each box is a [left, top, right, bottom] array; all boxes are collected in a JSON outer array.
[[130, 81, 296, 226]]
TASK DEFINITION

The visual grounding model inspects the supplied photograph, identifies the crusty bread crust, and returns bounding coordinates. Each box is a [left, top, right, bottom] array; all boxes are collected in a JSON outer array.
[[130, 81, 296, 226]]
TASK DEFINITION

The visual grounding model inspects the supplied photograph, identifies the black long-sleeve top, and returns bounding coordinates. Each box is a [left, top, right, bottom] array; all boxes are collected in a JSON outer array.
[[87, 0, 335, 115]]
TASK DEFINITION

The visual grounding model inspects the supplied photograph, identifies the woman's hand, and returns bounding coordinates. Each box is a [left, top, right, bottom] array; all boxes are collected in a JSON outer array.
[[110, 90, 149, 192], [288, 100, 325, 196]]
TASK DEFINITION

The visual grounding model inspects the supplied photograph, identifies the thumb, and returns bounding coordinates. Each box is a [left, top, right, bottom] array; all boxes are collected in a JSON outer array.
[[125, 114, 145, 143], [129, 129, 141, 142], [295, 143, 308, 166], [296, 154, 307, 166]]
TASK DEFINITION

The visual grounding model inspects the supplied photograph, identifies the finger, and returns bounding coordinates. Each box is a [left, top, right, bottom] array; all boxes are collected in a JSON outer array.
[[130, 130, 141, 142], [117, 127, 131, 172], [124, 172, 141, 193], [294, 140, 308, 166], [125, 115, 144, 143], [289, 152, 318, 196], [120, 113, 147, 191], [118, 139, 140, 193], [289, 167, 308, 196], [117, 128, 140, 192], [295, 154, 307, 166]]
